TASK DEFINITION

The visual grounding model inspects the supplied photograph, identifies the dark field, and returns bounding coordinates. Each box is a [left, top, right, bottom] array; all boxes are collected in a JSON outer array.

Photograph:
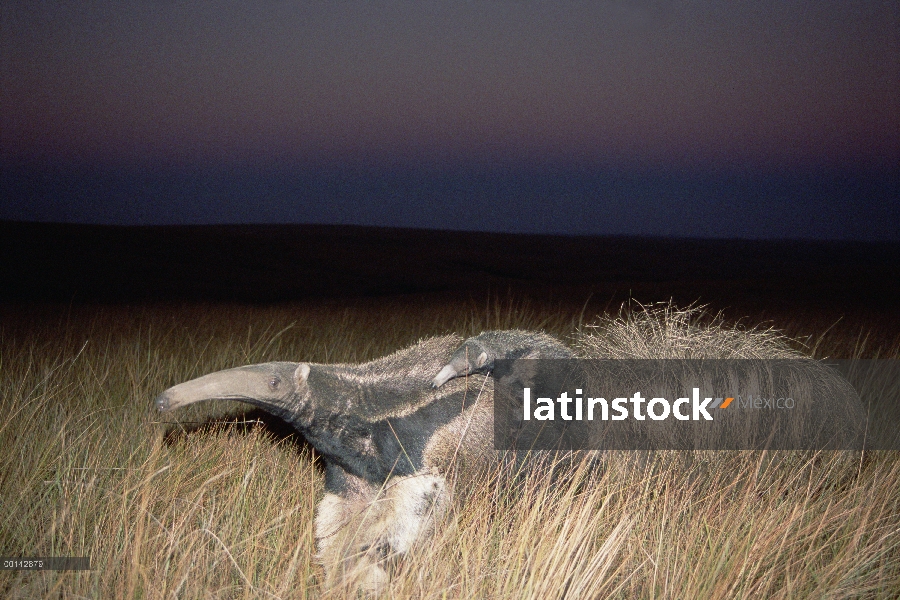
[[3, 221, 899, 307]]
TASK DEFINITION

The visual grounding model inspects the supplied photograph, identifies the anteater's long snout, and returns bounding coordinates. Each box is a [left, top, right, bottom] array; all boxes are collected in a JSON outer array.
[[154, 369, 245, 412], [155, 392, 172, 411], [432, 364, 458, 388], [154, 362, 303, 413]]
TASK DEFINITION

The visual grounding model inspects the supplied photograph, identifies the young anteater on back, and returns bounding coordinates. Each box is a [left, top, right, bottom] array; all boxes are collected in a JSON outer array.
[[432, 329, 575, 388]]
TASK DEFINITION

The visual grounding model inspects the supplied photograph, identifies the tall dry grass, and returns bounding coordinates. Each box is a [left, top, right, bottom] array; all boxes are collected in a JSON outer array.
[[0, 295, 898, 598]]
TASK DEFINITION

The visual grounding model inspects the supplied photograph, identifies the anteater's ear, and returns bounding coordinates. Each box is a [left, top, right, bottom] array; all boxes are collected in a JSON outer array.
[[475, 351, 488, 368], [294, 363, 311, 384]]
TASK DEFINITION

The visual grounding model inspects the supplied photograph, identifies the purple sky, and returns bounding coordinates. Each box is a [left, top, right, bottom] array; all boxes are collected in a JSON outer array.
[[1, 1, 898, 237]]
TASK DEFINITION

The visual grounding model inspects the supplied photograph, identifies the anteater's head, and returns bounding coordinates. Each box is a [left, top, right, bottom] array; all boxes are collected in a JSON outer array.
[[155, 361, 311, 420], [431, 340, 490, 388]]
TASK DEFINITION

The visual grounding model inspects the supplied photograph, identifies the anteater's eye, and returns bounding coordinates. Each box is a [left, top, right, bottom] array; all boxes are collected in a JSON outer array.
[[268, 376, 281, 391]]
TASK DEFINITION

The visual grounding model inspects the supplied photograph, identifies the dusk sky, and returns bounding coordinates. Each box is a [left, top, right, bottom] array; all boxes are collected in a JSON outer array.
[[2, 1, 898, 239]]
